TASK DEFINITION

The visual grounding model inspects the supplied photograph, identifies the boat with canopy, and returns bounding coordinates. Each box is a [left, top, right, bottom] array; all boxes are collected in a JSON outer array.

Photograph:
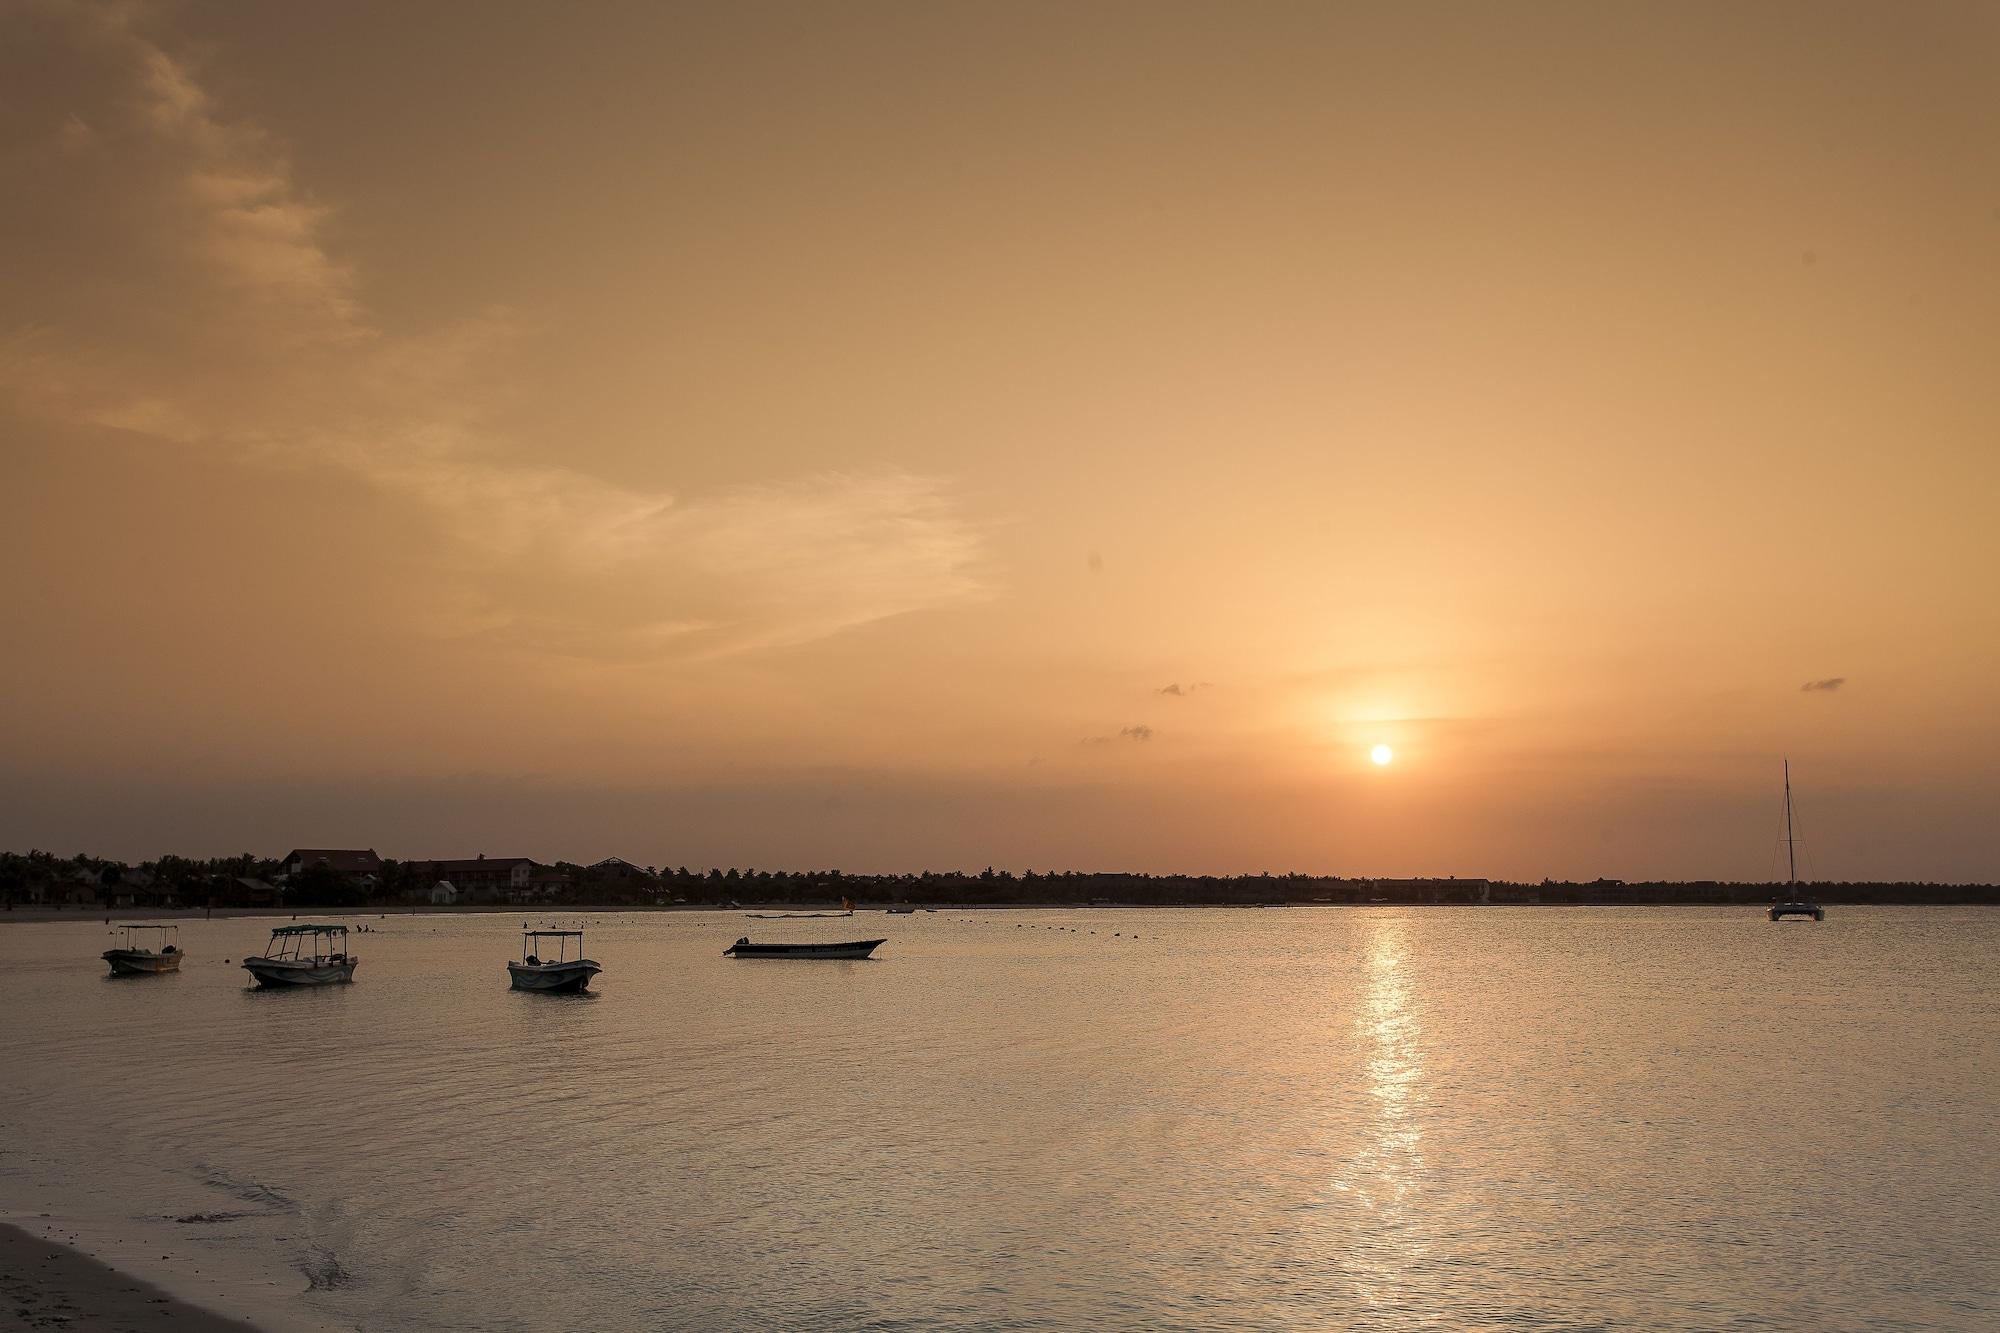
[[242, 924, 358, 986], [102, 924, 183, 975], [508, 929, 603, 993]]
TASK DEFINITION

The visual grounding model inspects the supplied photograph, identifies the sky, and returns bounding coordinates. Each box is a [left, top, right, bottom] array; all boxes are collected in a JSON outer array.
[[3, 0, 1996, 880]]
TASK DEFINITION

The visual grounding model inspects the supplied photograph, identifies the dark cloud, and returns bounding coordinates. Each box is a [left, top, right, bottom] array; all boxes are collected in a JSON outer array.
[[1800, 677, 1846, 693], [1082, 724, 1154, 745], [1156, 681, 1211, 697]]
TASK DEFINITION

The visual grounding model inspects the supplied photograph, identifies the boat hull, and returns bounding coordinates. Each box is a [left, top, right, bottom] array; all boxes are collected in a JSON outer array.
[[725, 939, 886, 959], [1769, 903, 1825, 921], [507, 959, 602, 992], [242, 957, 358, 986], [103, 949, 181, 976]]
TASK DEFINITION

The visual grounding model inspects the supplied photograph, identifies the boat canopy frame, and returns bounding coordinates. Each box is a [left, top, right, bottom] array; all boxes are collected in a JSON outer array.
[[110, 923, 179, 952], [521, 929, 586, 964], [260, 924, 349, 962]]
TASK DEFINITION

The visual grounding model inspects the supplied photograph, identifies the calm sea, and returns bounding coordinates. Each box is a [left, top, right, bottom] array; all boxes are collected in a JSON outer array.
[[1, 907, 1994, 1331]]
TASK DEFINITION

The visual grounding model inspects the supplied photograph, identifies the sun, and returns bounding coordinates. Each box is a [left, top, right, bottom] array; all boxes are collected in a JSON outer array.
[[1370, 743, 1394, 766]]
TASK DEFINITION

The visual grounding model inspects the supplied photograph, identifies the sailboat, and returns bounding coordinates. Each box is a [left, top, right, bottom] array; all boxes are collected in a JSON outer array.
[[1768, 760, 1825, 921]]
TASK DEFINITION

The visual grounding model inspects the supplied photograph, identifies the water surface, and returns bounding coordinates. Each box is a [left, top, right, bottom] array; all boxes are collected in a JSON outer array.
[[2, 907, 1994, 1330]]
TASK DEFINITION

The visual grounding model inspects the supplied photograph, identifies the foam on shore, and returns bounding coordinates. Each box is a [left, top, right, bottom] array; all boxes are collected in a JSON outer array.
[[0, 1220, 261, 1330], [0, 1159, 346, 1333]]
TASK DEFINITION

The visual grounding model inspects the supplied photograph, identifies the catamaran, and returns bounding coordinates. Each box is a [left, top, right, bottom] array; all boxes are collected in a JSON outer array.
[[1768, 760, 1826, 922], [242, 924, 358, 986], [508, 928, 603, 993], [102, 924, 183, 975]]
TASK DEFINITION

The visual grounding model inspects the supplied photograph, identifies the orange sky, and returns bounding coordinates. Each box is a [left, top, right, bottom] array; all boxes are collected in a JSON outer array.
[[3, 0, 1996, 879]]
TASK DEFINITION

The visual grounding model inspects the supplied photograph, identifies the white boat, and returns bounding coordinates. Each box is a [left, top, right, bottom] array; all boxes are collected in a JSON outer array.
[[103, 924, 183, 976], [508, 929, 602, 993], [242, 924, 358, 986]]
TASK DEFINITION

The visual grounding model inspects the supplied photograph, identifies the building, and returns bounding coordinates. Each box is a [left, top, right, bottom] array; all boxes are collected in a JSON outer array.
[[428, 881, 458, 906], [402, 856, 557, 903], [280, 848, 385, 879], [589, 856, 656, 883], [1370, 877, 1493, 904], [231, 877, 282, 908]]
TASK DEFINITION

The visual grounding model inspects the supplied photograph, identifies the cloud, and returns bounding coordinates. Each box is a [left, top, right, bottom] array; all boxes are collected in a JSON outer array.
[[1800, 677, 1846, 693], [1155, 682, 1212, 697], [1084, 724, 1155, 745], [1, 2, 984, 660]]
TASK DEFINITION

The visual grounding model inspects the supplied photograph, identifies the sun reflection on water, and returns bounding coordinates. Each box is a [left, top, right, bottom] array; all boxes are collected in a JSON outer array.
[[1326, 916, 1430, 1310]]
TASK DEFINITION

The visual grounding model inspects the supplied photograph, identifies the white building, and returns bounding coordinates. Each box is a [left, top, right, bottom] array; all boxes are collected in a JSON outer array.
[[429, 880, 458, 906]]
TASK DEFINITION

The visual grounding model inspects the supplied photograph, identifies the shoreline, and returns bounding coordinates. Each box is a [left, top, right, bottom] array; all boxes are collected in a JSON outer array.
[[2, 898, 1996, 926], [0, 1221, 262, 1332]]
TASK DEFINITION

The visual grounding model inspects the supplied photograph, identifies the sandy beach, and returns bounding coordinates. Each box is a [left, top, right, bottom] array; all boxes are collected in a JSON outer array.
[[0, 1223, 260, 1332]]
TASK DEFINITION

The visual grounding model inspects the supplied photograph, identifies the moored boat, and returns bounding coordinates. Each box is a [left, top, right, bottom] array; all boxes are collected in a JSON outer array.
[[103, 924, 183, 976], [242, 924, 357, 986], [508, 928, 603, 993], [1767, 760, 1826, 923], [724, 937, 886, 959]]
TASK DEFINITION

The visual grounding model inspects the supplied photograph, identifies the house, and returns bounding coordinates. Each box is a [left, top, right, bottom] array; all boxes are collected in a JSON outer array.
[[590, 856, 655, 880], [231, 877, 282, 908], [55, 869, 102, 907], [108, 868, 163, 910], [1370, 877, 1493, 904], [280, 848, 384, 879], [428, 880, 458, 906], [402, 856, 547, 903]]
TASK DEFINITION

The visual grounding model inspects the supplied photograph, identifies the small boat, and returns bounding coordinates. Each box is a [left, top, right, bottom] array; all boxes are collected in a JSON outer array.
[[242, 924, 357, 986], [102, 924, 183, 976], [1770, 901, 1824, 922], [508, 928, 603, 993], [885, 906, 916, 914], [724, 937, 886, 959], [1767, 760, 1826, 922]]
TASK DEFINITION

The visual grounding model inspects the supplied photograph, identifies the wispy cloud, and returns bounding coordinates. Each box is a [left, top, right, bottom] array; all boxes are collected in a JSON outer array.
[[2, 1, 985, 660], [1800, 677, 1846, 693], [1156, 682, 1212, 697], [1083, 724, 1155, 745]]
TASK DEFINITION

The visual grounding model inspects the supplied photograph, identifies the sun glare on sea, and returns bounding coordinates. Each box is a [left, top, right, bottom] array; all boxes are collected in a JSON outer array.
[[1371, 744, 1394, 766]]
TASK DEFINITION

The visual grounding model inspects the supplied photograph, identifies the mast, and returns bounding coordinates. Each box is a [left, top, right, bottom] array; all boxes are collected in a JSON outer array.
[[1784, 758, 1795, 886]]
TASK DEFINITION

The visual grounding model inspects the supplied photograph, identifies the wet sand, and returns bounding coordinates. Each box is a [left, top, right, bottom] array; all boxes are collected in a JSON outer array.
[[0, 1223, 260, 1332]]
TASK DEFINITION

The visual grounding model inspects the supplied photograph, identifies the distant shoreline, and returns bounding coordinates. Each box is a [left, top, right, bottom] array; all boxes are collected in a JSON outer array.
[[3, 898, 1996, 926], [0, 1221, 264, 1332]]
